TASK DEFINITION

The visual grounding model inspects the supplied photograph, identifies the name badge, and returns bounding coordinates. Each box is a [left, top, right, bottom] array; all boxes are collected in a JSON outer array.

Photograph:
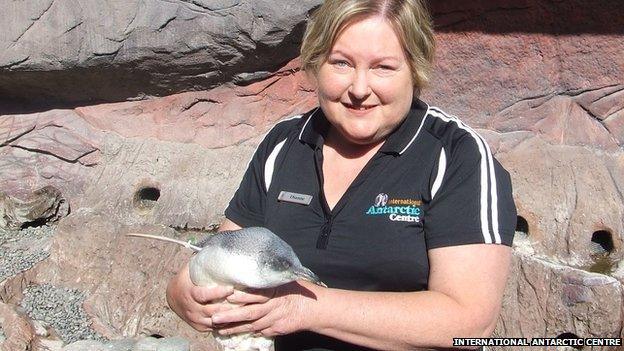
[[278, 191, 313, 205]]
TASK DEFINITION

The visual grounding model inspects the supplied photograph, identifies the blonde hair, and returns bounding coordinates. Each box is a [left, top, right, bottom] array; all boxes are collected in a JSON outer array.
[[300, 0, 435, 89]]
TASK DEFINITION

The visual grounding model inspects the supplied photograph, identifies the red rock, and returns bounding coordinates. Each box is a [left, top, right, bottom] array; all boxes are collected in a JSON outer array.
[[496, 250, 623, 341], [75, 59, 316, 149], [0, 302, 34, 351], [0, 110, 103, 204], [423, 32, 624, 128]]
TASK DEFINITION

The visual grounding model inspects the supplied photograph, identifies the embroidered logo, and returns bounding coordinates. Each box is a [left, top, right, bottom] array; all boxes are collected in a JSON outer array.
[[374, 193, 388, 207], [365, 194, 423, 223]]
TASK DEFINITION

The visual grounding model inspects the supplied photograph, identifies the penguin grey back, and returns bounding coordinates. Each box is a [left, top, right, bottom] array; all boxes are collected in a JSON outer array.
[[203, 227, 299, 262]]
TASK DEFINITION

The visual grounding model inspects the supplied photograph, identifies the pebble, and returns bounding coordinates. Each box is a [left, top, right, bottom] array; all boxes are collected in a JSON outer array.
[[20, 284, 103, 344], [0, 225, 55, 281]]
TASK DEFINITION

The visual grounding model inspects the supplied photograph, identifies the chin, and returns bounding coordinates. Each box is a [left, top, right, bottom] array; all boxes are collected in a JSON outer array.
[[342, 131, 382, 146]]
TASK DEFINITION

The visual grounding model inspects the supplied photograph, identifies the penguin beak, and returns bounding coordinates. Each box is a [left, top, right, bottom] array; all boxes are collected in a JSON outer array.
[[291, 266, 326, 287]]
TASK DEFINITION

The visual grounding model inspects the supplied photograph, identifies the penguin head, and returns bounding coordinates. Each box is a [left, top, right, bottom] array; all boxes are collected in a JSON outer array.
[[256, 250, 323, 287]]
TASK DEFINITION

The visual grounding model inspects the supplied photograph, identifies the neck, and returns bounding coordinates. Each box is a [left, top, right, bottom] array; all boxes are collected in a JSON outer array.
[[324, 127, 384, 160]]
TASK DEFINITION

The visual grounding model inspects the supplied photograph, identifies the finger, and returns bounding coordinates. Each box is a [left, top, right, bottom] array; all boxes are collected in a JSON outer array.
[[190, 285, 234, 304], [211, 304, 267, 325], [256, 328, 277, 338], [226, 289, 274, 304], [186, 314, 216, 332], [217, 322, 254, 336], [193, 301, 236, 322], [217, 314, 275, 336], [200, 301, 236, 317]]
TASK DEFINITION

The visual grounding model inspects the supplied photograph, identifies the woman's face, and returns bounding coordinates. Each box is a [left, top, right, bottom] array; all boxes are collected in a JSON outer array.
[[314, 16, 415, 146]]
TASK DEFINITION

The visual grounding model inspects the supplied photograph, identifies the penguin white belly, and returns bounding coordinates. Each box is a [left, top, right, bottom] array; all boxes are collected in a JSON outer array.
[[190, 247, 264, 288], [215, 333, 273, 351]]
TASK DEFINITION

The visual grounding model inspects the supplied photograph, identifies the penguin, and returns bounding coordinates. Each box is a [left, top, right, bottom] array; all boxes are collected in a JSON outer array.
[[127, 227, 324, 351]]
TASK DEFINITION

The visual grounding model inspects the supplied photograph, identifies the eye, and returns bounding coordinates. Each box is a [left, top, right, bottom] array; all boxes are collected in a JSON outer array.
[[331, 59, 350, 68], [376, 64, 395, 71]]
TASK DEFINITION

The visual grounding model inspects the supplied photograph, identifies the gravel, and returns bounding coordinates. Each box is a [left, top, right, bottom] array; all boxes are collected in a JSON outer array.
[[0, 225, 55, 281], [20, 284, 104, 344], [0, 224, 55, 242]]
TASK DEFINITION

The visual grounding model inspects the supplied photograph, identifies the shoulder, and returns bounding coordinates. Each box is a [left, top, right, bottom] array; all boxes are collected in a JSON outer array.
[[255, 108, 317, 155], [261, 114, 306, 146], [421, 105, 490, 163]]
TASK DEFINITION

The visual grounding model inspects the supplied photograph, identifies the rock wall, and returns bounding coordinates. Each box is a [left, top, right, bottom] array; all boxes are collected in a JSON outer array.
[[0, 0, 322, 105], [1, 0, 623, 350]]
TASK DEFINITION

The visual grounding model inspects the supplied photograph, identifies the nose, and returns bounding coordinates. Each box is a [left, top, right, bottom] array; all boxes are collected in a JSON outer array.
[[348, 69, 371, 100]]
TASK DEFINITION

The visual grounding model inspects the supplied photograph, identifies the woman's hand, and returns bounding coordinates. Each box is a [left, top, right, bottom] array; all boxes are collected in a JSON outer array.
[[210, 280, 320, 337], [166, 261, 235, 332]]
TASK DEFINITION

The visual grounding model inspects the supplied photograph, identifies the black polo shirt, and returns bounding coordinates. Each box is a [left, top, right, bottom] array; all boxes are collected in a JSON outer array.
[[225, 98, 516, 351]]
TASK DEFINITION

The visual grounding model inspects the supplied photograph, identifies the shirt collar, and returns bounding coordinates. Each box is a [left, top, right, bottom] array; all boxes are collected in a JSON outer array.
[[298, 98, 429, 155], [378, 98, 429, 154], [298, 107, 329, 149]]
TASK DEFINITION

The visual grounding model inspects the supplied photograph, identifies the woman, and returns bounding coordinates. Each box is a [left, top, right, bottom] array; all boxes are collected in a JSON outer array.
[[167, 0, 516, 350]]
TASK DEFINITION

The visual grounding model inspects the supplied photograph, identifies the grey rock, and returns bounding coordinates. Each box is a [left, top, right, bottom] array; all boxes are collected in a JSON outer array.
[[153, 337, 190, 351], [131, 337, 160, 351], [0, 0, 322, 104], [132, 337, 189, 351], [103, 339, 135, 351], [62, 340, 107, 351]]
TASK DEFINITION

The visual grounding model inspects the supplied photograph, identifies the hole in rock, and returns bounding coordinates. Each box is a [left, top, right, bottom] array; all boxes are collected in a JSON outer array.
[[133, 186, 161, 210], [588, 230, 617, 275], [515, 216, 529, 235], [556, 332, 583, 350], [150, 334, 164, 339], [591, 230, 614, 254], [20, 217, 49, 229]]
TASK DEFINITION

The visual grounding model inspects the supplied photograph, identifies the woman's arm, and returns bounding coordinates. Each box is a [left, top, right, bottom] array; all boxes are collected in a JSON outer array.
[[165, 218, 243, 331], [212, 243, 511, 350]]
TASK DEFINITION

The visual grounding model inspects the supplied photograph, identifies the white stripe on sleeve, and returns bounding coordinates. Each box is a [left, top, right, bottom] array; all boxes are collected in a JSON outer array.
[[431, 147, 446, 199], [428, 108, 498, 244], [264, 138, 287, 192]]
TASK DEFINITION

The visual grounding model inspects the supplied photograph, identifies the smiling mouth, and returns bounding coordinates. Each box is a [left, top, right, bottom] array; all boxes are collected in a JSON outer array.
[[342, 102, 377, 111]]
